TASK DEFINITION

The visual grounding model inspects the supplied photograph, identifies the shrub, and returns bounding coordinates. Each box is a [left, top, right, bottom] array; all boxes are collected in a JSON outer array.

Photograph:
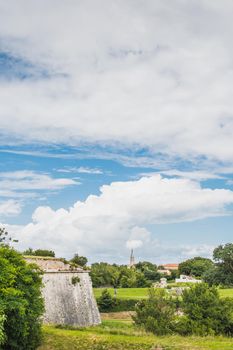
[[71, 276, 80, 285], [0, 245, 44, 349], [133, 288, 176, 335], [97, 297, 138, 312], [177, 283, 233, 336], [96, 289, 139, 312], [97, 289, 116, 311]]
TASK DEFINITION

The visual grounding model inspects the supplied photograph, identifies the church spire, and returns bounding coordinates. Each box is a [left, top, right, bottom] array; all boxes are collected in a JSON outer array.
[[129, 249, 135, 268]]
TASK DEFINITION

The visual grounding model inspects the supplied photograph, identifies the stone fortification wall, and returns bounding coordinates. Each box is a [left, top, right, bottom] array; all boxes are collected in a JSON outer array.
[[24, 256, 83, 272], [25, 256, 101, 327]]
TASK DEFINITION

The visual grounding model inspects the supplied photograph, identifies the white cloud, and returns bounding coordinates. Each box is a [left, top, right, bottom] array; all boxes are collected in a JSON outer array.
[[142, 170, 224, 181], [0, 199, 21, 216], [10, 175, 233, 259], [57, 167, 103, 174], [0, 171, 79, 214], [126, 240, 143, 250], [0, 1, 233, 163], [0, 170, 78, 192]]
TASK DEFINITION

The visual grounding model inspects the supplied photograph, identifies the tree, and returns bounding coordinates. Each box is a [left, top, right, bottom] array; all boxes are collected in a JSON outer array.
[[133, 288, 176, 335], [204, 243, 233, 286], [70, 253, 88, 267], [179, 257, 213, 277], [177, 283, 233, 336], [0, 227, 18, 245], [97, 289, 115, 311], [23, 248, 55, 257], [0, 245, 44, 349], [213, 243, 233, 285], [135, 261, 160, 282]]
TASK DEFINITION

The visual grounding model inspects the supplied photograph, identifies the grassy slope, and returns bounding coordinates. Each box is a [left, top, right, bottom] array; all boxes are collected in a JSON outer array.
[[94, 287, 233, 299], [39, 320, 233, 350]]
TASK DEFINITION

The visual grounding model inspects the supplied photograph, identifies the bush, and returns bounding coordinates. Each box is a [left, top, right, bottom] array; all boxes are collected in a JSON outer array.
[[97, 289, 116, 311], [177, 283, 233, 336], [97, 291, 138, 312], [112, 298, 138, 312], [0, 245, 44, 349], [133, 288, 176, 335]]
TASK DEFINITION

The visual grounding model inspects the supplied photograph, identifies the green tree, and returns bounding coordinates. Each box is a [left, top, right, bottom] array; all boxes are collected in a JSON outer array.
[[179, 257, 213, 277], [0, 227, 18, 245], [70, 253, 88, 267], [177, 283, 233, 336], [135, 261, 160, 282], [133, 288, 176, 335], [204, 243, 233, 286], [23, 248, 55, 257], [98, 289, 115, 311], [0, 245, 44, 349], [213, 243, 233, 285]]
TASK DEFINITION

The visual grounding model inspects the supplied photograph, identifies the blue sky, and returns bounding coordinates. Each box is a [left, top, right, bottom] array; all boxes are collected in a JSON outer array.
[[1, 1, 233, 263]]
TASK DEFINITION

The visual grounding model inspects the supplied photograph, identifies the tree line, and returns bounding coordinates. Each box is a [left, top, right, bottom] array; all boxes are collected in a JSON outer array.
[[22, 243, 233, 288]]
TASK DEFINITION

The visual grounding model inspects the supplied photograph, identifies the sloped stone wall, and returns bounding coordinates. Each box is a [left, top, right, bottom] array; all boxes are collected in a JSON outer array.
[[42, 271, 101, 326], [25, 256, 101, 326]]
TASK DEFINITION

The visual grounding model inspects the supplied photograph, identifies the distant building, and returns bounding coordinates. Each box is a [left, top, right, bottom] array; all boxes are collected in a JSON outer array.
[[162, 263, 179, 271], [158, 269, 171, 276], [175, 275, 202, 283]]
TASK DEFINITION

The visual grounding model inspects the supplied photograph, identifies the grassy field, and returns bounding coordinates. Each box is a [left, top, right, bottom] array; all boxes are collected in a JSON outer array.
[[94, 287, 148, 299], [39, 317, 233, 350], [38, 289, 233, 349], [94, 287, 233, 299]]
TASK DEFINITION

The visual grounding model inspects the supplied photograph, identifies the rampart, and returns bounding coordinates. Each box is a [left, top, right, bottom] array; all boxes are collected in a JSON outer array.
[[25, 256, 101, 326]]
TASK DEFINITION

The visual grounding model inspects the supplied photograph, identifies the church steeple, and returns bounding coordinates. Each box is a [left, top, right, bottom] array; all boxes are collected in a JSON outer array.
[[129, 249, 135, 268]]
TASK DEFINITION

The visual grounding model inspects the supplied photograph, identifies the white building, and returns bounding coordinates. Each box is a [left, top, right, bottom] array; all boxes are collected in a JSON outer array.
[[175, 275, 202, 283]]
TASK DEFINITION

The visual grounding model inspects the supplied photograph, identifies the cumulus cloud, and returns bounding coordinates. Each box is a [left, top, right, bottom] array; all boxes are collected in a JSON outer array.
[[10, 175, 233, 259], [0, 1, 233, 163], [126, 240, 143, 250]]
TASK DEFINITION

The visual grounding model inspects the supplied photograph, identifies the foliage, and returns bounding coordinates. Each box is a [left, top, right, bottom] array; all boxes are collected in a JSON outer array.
[[71, 276, 80, 285], [0, 244, 44, 349], [177, 283, 233, 336], [178, 257, 214, 277], [97, 295, 137, 312], [166, 269, 179, 281], [70, 253, 88, 267], [135, 261, 160, 282], [91, 262, 156, 288], [97, 289, 116, 311], [23, 248, 55, 257], [0, 309, 6, 346], [203, 244, 233, 287], [0, 227, 18, 245], [133, 288, 176, 335]]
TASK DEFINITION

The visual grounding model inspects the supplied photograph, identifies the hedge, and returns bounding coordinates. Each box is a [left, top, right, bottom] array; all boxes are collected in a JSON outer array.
[[97, 297, 138, 312]]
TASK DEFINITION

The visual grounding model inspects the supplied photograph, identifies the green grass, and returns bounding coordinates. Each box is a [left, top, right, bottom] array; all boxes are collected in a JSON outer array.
[[219, 289, 233, 298], [94, 287, 149, 299], [39, 319, 233, 350], [94, 287, 233, 300]]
